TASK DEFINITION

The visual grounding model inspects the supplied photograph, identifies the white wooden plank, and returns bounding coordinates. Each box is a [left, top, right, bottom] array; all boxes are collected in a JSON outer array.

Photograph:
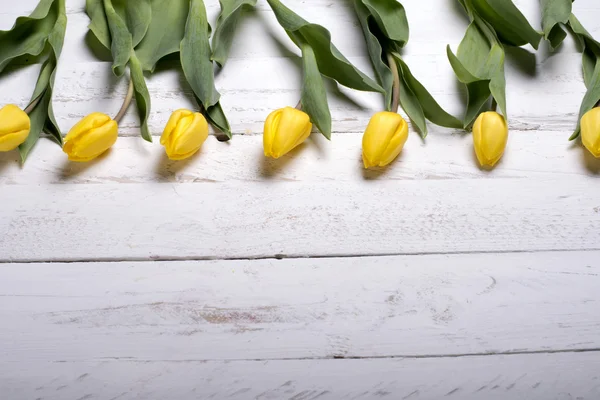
[[0, 52, 586, 137], [1, 179, 599, 261], [1, 131, 599, 185], [2, 353, 600, 400], [0, 0, 596, 138], [1, 252, 599, 362]]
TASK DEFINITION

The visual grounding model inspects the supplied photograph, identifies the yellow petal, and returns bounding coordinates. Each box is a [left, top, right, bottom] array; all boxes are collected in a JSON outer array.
[[0, 105, 31, 152], [267, 107, 312, 159], [362, 112, 408, 168], [473, 111, 508, 167], [263, 108, 283, 158], [0, 129, 30, 152], [64, 113, 118, 162], [163, 111, 209, 160], [581, 107, 600, 158], [64, 112, 112, 143], [161, 109, 193, 147]]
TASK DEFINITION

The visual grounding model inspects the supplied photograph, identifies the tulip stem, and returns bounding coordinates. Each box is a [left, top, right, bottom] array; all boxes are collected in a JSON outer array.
[[114, 78, 134, 123], [23, 91, 46, 114], [387, 53, 400, 113], [295, 99, 303, 111]]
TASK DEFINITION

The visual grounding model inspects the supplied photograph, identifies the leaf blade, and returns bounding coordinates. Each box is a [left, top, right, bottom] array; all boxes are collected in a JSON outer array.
[[134, 0, 189, 72], [212, 0, 257, 67], [353, 0, 393, 110], [395, 55, 462, 130], [180, 0, 220, 109], [129, 55, 152, 142], [102, 0, 133, 76], [0, 0, 58, 73], [266, 0, 383, 93], [301, 43, 331, 139]]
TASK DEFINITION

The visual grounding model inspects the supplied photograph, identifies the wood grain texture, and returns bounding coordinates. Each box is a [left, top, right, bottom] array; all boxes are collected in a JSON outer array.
[[2, 352, 600, 400], [1, 253, 599, 362], [1, 178, 599, 261], [0, 0, 597, 140], [1, 130, 600, 185], [2, 0, 600, 397]]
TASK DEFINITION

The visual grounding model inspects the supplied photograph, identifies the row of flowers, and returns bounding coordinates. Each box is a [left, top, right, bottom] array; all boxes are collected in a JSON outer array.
[[1, 0, 599, 169]]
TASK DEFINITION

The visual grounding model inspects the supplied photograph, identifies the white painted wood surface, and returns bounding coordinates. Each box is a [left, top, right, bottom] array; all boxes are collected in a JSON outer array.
[[2, 353, 600, 400], [2, 253, 599, 362], [1, 0, 600, 398]]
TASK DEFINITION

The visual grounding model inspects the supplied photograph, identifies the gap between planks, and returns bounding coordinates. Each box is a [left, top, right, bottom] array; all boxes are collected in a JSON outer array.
[[2, 247, 600, 265], [80, 348, 600, 364]]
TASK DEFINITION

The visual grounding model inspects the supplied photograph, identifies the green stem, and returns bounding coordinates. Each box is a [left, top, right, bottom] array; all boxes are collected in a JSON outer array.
[[23, 91, 45, 114], [295, 99, 303, 110], [386, 53, 400, 113], [114, 78, 134, 123]]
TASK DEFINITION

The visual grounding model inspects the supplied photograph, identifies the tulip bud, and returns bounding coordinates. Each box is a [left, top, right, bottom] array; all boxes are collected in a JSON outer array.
[[473, 111, 508, 167], [581, 107, 600, 158], [161, 109, 209, 160], [264, 107, 312, 159], [362, 111, 408, 169], [0, 104, 31, 152], [63, 112, 118, 162]]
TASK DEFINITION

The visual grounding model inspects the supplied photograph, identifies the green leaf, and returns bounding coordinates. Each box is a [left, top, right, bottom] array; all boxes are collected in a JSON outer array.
[[135, 0, 189, 71], [540, 0, 571, 49], [566, 14, 600, 138], [129, 55, 152, 142], [464, 80, 492, 127], [571, 60, 600, 140], [359, 0, 409, 50], [19, 90, 52, 163], [86, 0, 111, 50], [567, 15, 600, 139], [88, 0, 188, 140], [204, 101, 232, 139], [469, 0, 542, 49], [353, 0, 393, 110], [266, 0, 383, 93], [181, 0, 220, 109], [212, 0, 257, 67], [44, 0, 67, 141], [19, 61, 53, 162], [447, 45, 480, 84], [111, 0, 151, 47], [568, 14, 600, 59], [447, 15, 507, 127], [397, 68, 427, 136], [0, 0, 59, 73], [455, 22, 492, 79], [102, 0, 133, 76], [301, 43, 331, 139], [547, 25, 568, 50], [582, 49, 598, 89], [16, 0, 66, 163], [395, 55, 463, 131]]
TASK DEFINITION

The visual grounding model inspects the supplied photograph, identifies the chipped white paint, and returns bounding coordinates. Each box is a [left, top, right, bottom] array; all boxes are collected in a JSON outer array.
[[2, 353, 600, 400], [1, 253, 599, 362], [2, 178, 600, 261], [1, 130, 600, 185], [1, 0, 600, 398]]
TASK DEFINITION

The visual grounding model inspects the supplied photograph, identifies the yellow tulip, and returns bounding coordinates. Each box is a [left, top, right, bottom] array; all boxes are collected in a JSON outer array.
[[473, 111, 508, 167], [0, 104, 31, 152], [63, 112, 118, 162], [264, 106, 312, 159], [161, 109, 209, 160], [581, 107, 600, 158], [362, 111, 409, 168]]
